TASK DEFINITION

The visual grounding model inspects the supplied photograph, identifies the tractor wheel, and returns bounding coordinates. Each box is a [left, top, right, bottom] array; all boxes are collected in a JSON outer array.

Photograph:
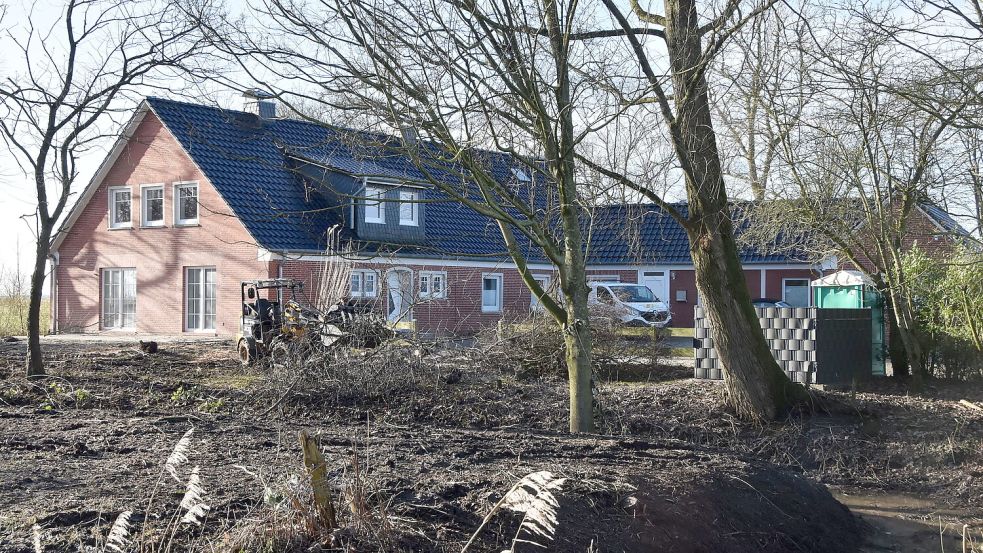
[[270, 339, 292, 370], [237, 339, 255, 366]]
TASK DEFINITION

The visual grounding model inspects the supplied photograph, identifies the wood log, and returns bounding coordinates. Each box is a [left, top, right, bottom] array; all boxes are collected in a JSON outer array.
[[299, 430, 337, 529]]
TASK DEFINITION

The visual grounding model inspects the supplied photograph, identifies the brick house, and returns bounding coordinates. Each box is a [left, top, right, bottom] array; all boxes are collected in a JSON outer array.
[[49, 96, 833, 337]]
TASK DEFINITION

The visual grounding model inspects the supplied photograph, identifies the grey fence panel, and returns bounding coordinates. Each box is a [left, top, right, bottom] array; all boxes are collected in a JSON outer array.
[[694, 306, 872, 385]]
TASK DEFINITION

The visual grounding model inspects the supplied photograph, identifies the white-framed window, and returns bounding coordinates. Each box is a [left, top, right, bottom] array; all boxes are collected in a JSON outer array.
[[141, 184, 164, 227], [174, 182, 199, 226], [530, 275, 551, 309], [364, 185, 385, 224], [350, 269, 379, 298], [101, 268, 136, 329], [108, 186, 132, 229], [399, 189, 419, 226], [419, 270, 447, 299], [481, 273, 503, 313], [185, 267, 217, 331], [782, 278, 811, 307]]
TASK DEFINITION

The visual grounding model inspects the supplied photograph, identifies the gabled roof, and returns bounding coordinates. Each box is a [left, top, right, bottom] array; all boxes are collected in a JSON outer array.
[[148, 96, 548, 259], [918, 202, 972, 238], [585, 203, 810, 265], [55, 96, 817, 266]]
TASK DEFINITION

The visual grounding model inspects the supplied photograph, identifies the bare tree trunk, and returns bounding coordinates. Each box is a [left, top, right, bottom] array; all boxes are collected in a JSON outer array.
[[667, 0, 805, 419], [562, 289, 594, 433], [25, 230, 49, 377], [887, 288, 925, 389]]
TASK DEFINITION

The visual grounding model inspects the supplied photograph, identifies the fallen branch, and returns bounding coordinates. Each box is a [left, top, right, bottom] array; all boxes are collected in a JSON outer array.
[[957, 400, 983, 412]]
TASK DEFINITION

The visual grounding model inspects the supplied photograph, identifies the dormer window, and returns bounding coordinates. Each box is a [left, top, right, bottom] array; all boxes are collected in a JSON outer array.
[[364, 185, 385, 224], [108, 186, 132, 229], [511, 167, 532, 182], [399, 189, 419, 226]]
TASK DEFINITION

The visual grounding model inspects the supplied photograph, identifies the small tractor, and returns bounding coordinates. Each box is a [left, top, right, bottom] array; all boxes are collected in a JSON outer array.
[[235, 278, 392, 367]]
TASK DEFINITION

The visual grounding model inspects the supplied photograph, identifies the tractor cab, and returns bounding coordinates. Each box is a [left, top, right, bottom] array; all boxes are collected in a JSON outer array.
[[237, 278, 307, 365]]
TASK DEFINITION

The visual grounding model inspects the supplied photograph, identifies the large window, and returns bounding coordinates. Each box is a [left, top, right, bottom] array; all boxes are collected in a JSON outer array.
[[186, 267, 217, 331], [141, 184, 164, 227], [419, 271, 447, 299], [350, 269, 378, 298], [364, 185, 385, 223], [108, 187, 132, 229], [481, 273, 503, 313], [174, 182, 199, 226], [399, 190, 419, 226], [102, 268, 136, 329], [530, 275, 551, 309], [783, 278, 811, 307]]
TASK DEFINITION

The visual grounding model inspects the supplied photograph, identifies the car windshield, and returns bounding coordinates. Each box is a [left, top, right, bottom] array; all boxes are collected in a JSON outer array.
[[609, 285, 656, 303]]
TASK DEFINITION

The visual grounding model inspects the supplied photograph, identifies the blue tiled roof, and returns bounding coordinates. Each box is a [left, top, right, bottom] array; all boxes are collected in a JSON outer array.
[[920, 203, 972, 237], [585, 203, 808, 264], [147, 97, 807, 265]]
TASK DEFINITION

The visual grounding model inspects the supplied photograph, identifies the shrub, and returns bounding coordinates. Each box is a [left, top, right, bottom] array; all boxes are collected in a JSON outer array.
[[903, 246, 983, 380]]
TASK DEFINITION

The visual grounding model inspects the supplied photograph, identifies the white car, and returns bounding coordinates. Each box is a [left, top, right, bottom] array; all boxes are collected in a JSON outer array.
[[588, 282, 672, 328]]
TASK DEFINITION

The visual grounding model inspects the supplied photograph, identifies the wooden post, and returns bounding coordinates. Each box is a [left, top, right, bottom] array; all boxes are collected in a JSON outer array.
[[299, 430, 337, 529]]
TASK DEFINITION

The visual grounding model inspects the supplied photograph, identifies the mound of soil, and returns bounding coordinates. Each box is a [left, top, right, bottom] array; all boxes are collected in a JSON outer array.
[[0, 414, 861, 553]]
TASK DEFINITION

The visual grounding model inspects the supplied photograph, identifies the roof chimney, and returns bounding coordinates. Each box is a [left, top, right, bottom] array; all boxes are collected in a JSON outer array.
[[243, 88, 277, 120], [400, 125, 418, 146]]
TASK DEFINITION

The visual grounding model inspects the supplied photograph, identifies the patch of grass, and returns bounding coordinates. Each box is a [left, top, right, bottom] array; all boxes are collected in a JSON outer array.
[[0, 297, 50, 336], [669, 327, 694, 338], [202, 374, 263, 390], [668, 347, 693, 358]]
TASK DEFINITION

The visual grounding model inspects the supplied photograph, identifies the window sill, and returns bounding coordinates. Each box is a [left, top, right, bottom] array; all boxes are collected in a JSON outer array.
[[141, 223, 166, 229], [481, 308, 502, 314], [399, 221, 419, 227], [365, 220, 385, 225], [174, 222, 200, 227], [107, 225, 133, 231]]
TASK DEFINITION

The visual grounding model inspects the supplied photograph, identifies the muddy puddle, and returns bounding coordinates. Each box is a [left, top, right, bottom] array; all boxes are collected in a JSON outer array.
[[834, 489, 983, 552]]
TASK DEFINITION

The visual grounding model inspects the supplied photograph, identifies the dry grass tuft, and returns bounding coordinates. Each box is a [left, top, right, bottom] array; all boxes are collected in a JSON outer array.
[[165, 428, 194, 483], [462, 470, 568, 553]]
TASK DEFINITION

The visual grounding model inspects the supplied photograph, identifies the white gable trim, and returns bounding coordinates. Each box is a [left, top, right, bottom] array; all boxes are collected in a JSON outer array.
[[50, 104, 150, 251]]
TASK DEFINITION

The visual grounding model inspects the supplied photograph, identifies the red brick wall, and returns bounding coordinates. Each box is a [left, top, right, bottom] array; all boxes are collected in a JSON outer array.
[[277, 259, 560, 335], [842, 207, 954, 274], [668, 267, 819, 328], [763, 269, 819, 301], [53, 111, 269, 336]]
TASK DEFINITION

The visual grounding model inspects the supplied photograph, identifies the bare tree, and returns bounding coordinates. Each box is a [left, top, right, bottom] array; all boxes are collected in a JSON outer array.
[[745, 6, 972, 386], [0, 0, 213, 376], [581, 0, 810, 420], [710, 2, 814, 201], [205, 0, 667, 432]]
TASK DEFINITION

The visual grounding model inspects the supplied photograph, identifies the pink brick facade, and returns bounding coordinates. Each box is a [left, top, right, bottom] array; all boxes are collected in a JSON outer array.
[[52, 112, 271, 336]]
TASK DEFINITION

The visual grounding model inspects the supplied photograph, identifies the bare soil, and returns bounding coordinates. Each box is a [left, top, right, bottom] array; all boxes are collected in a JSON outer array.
[[1, 339, 981, 552]]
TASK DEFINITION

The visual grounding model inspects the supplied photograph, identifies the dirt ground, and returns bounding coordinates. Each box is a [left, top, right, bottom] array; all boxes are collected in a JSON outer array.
[[1, 339, 981, 552]]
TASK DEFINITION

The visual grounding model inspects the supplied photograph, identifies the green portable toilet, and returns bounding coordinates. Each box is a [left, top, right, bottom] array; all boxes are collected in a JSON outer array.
[[811, 271, 886, 376]]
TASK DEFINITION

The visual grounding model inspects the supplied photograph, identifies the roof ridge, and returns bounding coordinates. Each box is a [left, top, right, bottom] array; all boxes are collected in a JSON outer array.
[[144, 95, 536, 165]]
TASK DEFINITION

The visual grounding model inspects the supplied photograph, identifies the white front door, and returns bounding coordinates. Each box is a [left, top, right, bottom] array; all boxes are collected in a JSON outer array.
[[386, 269, 413, 322], [640, 270, 668, 302]]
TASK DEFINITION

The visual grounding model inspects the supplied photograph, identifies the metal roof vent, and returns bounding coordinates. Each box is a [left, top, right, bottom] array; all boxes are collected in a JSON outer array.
[[243, 88, 277, 120]]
